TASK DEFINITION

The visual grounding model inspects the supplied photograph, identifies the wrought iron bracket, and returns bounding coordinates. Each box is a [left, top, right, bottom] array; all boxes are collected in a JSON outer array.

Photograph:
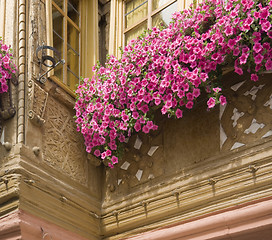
[[36, 45, 65, 83]]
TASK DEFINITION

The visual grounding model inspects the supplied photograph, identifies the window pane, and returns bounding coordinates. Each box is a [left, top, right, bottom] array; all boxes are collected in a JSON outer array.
[[53, 0, 64, 10], [52, 6, 64, 63], [67, 47, 79, 77], [67, 22, 79, 53], [67, 22, 80, 89], [152, 1, 177, 28], [125, 21, 147, 45], [67, 69, 79, 91], [52, 6, 63, 38], [55, 64, 63, 81], [152, 0, 173, 10], [68, 0, 79, 26], [125, 0, 147, 28]]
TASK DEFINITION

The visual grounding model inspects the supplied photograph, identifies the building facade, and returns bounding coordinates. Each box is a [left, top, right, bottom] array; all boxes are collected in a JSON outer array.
[[0, 0, 272, 240]]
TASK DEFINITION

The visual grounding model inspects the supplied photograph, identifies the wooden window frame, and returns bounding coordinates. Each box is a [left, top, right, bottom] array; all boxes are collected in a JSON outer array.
[[52, 0, 81, 89], [109, 0, 197, 57], [46, 0, 99, 97], [123, 0, 184, 45]]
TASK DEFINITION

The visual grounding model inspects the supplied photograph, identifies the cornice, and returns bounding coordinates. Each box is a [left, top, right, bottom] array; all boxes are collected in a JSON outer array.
[[101, 140, 272, 239], [120, 197, 272, 240], [0, 143, 102, 239]]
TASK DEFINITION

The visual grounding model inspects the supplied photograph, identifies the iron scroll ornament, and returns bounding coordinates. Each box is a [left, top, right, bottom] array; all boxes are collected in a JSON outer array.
[[36, 45, 65, 83]]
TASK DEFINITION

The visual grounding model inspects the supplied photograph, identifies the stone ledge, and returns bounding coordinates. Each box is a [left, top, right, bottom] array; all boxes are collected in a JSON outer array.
[[101, 141, 272, 238]]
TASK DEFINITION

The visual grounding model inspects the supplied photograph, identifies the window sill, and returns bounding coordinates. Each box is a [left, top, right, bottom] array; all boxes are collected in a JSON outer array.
[[49, 75, 76, 99], [48, 75, 76, 109]]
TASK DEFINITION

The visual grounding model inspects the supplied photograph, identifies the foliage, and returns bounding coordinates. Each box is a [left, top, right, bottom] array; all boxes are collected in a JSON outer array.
[[0, 37, 16, 93], [75, 0, 272, 168]]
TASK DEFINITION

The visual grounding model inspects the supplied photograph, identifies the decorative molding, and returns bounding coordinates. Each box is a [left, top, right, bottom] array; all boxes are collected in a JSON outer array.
[[122, 197, 272, 240], [28, 82, 48, 126], [101, 142, 272, 239], [17, 0, 26, 144]]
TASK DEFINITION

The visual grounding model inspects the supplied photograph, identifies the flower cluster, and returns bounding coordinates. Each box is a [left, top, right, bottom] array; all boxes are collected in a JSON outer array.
[[0, 38, 16, 93], [75, 0, 272, 168]]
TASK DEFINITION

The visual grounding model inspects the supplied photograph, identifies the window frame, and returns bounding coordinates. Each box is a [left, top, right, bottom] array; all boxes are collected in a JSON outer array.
[[123, 0, 185, 46], [45, 0, 98, 97]]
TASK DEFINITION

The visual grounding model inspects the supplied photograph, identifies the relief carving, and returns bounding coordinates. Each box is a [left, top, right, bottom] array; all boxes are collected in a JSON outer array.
[[28, 82, 48, 126], [220, 73, 272, 151], [42, 96, 88, 185]]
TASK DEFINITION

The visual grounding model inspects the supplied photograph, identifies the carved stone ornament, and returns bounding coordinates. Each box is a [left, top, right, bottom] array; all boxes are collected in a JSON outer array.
[[42, 97, 88, 185], [28, 81, 48, 126]]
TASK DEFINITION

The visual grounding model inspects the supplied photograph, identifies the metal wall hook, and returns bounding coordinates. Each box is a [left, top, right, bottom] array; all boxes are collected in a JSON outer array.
[[36, 45, 65, 83], [208, 178, 217, 185], [112, 210, 119, 223], [248, 165, 259, 174], [41, 227, 53, 240]]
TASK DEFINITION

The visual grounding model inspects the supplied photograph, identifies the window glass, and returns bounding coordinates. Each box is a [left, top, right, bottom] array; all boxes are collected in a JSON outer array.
[[152, 0, 171, 10], [67, 69, 79, 91], [68, 0, 80, 25], [125, 21, 147, 45], [125, 0, 148, 28], [52, 0, 80, 91], [52, 5, 64, 80], [152, 1, 177, 28], [124, 0, 177, 44], [54, 0, 64, 10]]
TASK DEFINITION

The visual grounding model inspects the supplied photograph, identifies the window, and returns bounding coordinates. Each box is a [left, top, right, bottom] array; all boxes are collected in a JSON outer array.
[[46, 0, 99, 95], [109, 0, 199, 58], [109, 0, 197, 56], [51, 0, 80, 92], [125, 0, 179, 44]]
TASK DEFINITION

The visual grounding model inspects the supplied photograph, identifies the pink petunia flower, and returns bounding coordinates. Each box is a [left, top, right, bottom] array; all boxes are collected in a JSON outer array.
[[261, 20, 271, 32], [207, 97, 216, 109], [186, 101, 194, 109], [213, 87, 222, 93], [175, 109, 183, 118], [251, 74, 259, 82], [265, 59, 272, 71], [94, 149, 101, 157], [111, 156, 118, 164], [219, 95, 227, 106], [234, 66, 243, 75], [254, 53, 264, 65], [253, 43, 263, 53]]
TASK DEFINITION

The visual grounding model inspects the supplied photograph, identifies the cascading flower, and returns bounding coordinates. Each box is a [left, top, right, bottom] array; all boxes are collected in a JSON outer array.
[[75, 0, 272, 168], [0, 37, 16, 93]]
